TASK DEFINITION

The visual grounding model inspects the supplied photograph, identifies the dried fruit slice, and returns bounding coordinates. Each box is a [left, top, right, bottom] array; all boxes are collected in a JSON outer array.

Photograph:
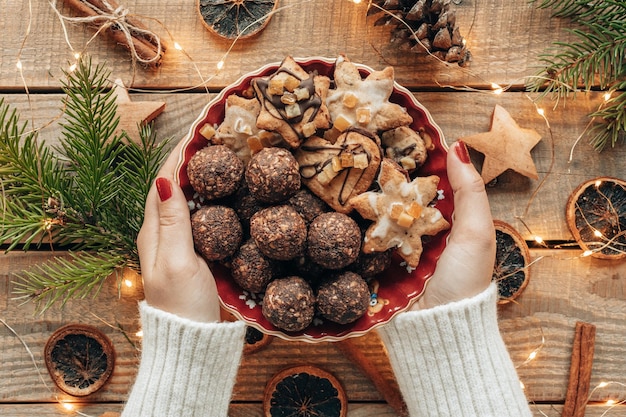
[[493, 220, 531, 304], [566, 177, 626, 260], [198, 0, 279, 40], [264, 365, 347, 417], [44, 324, 115, 397], [243, 325, 273, 354]]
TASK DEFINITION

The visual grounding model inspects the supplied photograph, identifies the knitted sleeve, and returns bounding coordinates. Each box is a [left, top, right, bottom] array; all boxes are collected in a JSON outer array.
[[121, 301, 246, 417], [377, 283, 532, 417]]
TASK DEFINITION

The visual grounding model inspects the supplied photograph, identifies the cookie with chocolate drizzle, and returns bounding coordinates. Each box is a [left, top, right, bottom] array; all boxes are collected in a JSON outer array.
[[252, 56, 331, 148], [295, 128, 382, 214]]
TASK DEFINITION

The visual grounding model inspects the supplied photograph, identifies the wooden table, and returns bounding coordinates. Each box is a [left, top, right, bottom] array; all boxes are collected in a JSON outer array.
[[2, 1, 625, 416]]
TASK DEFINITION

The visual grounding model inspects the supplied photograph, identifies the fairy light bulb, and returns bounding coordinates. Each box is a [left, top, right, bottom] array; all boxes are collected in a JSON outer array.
[[135, 330, 143, 338], [216, 60, 225, 70], [124, 279, 133, 288], [528, 350, 538, 361], [519, 381, 525, 390], [595, 180, 602, 187], [582, 250, 594, 257], [16, 60, 23, 70], [604, 92, 612, 102], [174, 42, 183, 51], [606, 399, 617, 406], [537, 107, 545, 116], [534, 236, 544, 245], [69, 63, 77, 72], [61, 402, 74, 412], [353, 0, 362, 3], [594, 229, 603, 238], [491, 83, 503, 95], [598, 381, 609, 388]]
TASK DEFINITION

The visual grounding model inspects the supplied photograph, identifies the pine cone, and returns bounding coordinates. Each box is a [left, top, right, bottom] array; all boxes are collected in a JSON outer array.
[[369, 0, 471, 66]]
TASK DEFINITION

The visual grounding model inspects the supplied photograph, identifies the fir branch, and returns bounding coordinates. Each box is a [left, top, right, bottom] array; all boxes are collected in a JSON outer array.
[[528, 0, 626, 151], [1, 56, 170, 312], [12, 251, 126, 313]]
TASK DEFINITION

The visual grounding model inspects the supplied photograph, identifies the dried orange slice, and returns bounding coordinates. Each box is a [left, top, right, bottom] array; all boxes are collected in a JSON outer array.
[[493, 220, 531, 304], [566, 177, 626, 260], [243, 325, 273, 354], [264, 365, 347, 417], [198, 0, 279, 40], [44, 324, 115, 397]]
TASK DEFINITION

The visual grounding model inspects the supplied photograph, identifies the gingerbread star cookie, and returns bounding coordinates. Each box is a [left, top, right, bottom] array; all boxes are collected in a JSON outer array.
[[326, 55, 413, 134], [349, 159, 450, 268], [460, 104, 542, 183], [252, 56, 331, 148], [295, 128, 382, 214], [212, 94, 284, 164]]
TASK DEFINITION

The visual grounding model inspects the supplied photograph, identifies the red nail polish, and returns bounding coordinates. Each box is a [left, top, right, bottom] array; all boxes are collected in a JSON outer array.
[[455, 141, 471, 164], [156, 177, 172, 202]]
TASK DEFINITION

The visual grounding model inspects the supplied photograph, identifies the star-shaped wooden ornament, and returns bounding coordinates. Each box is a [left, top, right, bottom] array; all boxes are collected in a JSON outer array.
[[460, 104, 542, 183], [349, 159, 450, 268], [113, 79, 166, 145]]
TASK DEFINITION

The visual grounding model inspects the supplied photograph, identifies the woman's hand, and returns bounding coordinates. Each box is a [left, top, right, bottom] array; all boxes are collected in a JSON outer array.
[[137, 141, 221, 322], [413, 141, 496, 310]]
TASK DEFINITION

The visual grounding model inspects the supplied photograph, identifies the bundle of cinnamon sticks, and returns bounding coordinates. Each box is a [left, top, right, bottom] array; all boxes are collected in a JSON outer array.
[[63, 0, 166, 68]]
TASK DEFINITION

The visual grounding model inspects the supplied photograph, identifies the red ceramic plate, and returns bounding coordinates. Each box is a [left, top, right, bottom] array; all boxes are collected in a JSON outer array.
[[176, 57, 453, 342]]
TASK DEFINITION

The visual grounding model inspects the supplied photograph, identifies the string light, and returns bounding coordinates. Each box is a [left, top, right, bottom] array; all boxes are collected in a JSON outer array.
[[124, 279, 133, 288], [604, 92, 612, 102], [61, 402, 75, 412]]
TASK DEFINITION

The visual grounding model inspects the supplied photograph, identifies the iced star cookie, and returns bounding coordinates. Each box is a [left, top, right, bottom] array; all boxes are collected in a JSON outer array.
[[349, 159, 450, 268], [252, 56, 331, 148], [295, 128, 382, 214], [381, 126, 428, 172], [211, 94, 284, 164], [326, 55, 413, 134]]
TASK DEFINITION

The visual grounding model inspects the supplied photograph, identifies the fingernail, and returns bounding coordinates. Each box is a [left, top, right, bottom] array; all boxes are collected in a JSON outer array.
[[455, 141, 471, 164], [156, 177, 172, 202]]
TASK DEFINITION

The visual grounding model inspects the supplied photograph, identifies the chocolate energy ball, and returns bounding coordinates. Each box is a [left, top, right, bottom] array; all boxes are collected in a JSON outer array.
[[307, 212, 361, 269], [250, 205, 307, 261], [245, 147, 301, 203], [317, 272, 370, 325], [187, 145, 244, 200], [288, 188, 329, 224], [351, 249, 393, 279], [262, 276, 315, 332], [231, 239, 274, 293], [191, 205, 242, 261]]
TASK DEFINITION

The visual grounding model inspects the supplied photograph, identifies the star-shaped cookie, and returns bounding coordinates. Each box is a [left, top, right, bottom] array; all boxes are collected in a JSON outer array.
[[460, 104, 542, 183], [326, 55, 413, 133], [113, 79, 165, 145], [349, 159, 450, 269]]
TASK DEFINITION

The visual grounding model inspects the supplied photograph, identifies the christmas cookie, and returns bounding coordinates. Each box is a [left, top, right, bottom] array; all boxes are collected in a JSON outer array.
[[381, 126, 428, 172], [349, 159, 450, 269], [295, 128, 382, 214], [212, 94, 284, 164], [326, 55, 413, 134], [307, 212, 361, 270], [252, 56, 331, 148], [250, 205, 307, 261]]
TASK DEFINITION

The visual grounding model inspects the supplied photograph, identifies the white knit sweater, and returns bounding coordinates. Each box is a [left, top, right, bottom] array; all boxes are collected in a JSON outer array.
[[377, 284, 532, 417], [122, 284, 530, 417]]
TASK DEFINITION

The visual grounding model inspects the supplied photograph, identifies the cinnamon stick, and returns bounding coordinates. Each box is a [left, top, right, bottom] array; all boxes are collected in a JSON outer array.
[[562, 321, 596, 417], [62, 0, 164, 68], [337, 335, 408, 417]]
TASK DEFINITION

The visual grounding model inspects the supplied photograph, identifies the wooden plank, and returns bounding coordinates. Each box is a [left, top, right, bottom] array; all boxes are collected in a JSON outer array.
[[1, 0, 580, 90], [500, 250, 626, 402], [3, 248, 626, 406], [1, 403, 625, 417], [1, 90, 622, 242]]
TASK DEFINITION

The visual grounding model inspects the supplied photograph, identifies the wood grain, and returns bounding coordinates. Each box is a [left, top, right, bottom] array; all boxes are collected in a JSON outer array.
[[1, 0, 579, 90]]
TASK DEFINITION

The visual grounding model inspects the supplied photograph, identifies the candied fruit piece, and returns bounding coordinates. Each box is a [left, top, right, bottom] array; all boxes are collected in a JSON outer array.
[[389, 202, 404, 220], [333, 114, 352, 132], [199, 123, 216, 140], [284, 75, 301, 92], [340, 153, 354, 168], [353, 153, 369, 169], [400, 156, 417, 171], [302, 122, 317, 137], [285, 103, 302, 119], [397, 211, 414, 228], [342, 92, 359, 109], [356, 107, 371, 125], [294, 87, 310, 101], [268, 78, 284, 96], [406, 202, 423, 218]]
